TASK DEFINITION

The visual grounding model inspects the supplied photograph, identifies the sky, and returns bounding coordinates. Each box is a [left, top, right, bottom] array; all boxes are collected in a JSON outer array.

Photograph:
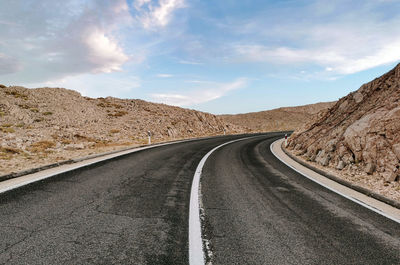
[[1, 0, 400, 114]]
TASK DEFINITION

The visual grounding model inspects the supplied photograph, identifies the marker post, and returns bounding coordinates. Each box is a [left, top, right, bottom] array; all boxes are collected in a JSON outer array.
[[147, 131, 151, 145]]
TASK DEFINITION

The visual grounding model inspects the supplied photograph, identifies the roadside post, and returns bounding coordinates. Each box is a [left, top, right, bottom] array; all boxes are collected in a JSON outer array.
[[223, 128, 226, 135], [285, 134, 288, 147], [147, 131, 151, 145]]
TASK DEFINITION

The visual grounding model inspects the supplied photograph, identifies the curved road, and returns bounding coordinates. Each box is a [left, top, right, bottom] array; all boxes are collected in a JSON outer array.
[[201, 135, 399, 264], [0, 133, 399, 264]]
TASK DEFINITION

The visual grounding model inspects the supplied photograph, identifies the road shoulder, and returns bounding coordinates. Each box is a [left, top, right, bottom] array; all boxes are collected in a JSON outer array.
[[271, 138, 400, 223]]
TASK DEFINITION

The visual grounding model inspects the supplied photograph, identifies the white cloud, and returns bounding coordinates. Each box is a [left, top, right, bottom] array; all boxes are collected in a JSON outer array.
[[234, 38, 400, 75], [84, 29, 129, 73], [151, 78, 247, 106], [222, 1, 400, 76], [179, 60, 203, 65], [24, 73, 141, 98], [0, 0, 131, 83], [332, 40, 400, 74], [156, 73, 174, 78], [134, 0, 185, 29]]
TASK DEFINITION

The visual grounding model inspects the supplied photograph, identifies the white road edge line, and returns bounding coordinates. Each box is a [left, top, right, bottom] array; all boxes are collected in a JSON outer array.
[[270, 139, 400, 224], [189, 137, 255, 265], [0, 138, 203, 194]]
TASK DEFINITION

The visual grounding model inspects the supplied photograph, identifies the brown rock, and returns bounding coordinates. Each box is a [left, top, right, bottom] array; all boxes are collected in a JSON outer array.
[[385, 171, 399, 182], [336, 160, 345, 170], [392, 143, 400, 160], [365, 163, 375, 175], [320, 155, 330, 166]]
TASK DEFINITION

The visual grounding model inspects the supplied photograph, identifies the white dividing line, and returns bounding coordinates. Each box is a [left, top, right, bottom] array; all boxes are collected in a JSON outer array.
[[189, 137, 254, 265], [270, 139, 400, 224]]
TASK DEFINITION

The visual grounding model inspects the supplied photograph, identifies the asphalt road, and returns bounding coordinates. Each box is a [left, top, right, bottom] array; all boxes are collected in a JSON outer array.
[[202, 135, 400, 265], [0, 133, 399, 264], [0, 134, 250, 265]]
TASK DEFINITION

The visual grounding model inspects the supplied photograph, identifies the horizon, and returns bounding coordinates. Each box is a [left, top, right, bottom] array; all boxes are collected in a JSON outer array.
[[1, 0, 400, 114]]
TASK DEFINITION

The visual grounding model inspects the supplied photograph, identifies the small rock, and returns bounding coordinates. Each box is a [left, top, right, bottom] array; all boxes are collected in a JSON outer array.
[[353, 91, 363, 103], [294, 144, 302, 150], [385, 171, 399, 182], [320, 155, 330, 166], [336, 160, 345, 170], [326, 139, 336, 152], [315, 150, 325, 164], [392, 143, 400, 160], [365, 163, 375, 175], [64, 143, 85, 150]]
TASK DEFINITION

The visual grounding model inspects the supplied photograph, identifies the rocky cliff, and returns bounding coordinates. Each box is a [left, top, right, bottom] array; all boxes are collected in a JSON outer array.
[[288, 63, 400, 185]]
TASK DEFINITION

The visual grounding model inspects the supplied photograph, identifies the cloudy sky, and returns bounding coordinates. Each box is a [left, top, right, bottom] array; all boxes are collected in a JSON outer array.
[[1, 0, 400, 114]]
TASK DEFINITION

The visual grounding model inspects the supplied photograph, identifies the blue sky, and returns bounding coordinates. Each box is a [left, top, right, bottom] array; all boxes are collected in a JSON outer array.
[[1, 0, 400, 114]]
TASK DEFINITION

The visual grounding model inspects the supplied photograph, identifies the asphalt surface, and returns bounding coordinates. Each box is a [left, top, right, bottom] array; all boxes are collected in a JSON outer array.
[[202, 135, 400, 264], [0, 133, 399, 265], [0, 134, 247, 265]]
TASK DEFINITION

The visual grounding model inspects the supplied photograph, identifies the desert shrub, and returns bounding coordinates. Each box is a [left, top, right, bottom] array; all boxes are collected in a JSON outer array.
[[92, 139, 111, 148], [73, 134, 96, 142], [112, 103, 123, 109], [16, 123, 24, 128], [18, 104, 30, 109], [0, 112, 5, 117], [34, 117, 44, 122], [61, 139, 72, 144], [30, 108, 39, 113], [0, 147, 22, 154], [2, 123, 12, 127], [109, 129, 120, 134], [28, 140, 55, 153], [0, 127, 14, 133], [42, 111, 53, 116], [5, 90, 28, 100], [108, 111, 128, 117]]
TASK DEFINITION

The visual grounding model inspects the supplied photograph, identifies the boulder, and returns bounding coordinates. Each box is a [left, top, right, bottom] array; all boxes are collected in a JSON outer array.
[[336, 160, 345, 170], [365, 163, 375, 175], [320, 155, 330, 166], [385, 171, 399, 182]]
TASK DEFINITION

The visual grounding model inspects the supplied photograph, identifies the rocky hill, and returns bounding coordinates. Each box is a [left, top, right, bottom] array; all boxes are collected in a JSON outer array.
[[287, 63, 400, 200], [220, 102, 335, 132], [0, 85, 244, 175]]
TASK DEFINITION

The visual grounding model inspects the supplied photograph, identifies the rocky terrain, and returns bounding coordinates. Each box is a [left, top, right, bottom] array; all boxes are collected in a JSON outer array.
[[220, 102, 335, 133], [287, 63, 400, 201], [0, 85, 245, 175]]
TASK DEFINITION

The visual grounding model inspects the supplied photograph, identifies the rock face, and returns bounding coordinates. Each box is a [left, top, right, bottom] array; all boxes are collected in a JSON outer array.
[[288, 63, 400, 183], [220, 102, 335, 132], [0, 85, 245, 175]]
